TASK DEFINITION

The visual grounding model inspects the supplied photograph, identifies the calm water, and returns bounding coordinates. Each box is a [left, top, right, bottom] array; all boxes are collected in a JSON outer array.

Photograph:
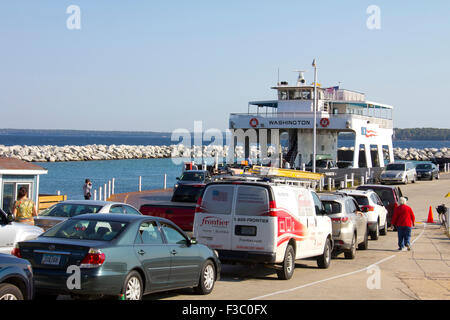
[[1, 130, 448, 200]]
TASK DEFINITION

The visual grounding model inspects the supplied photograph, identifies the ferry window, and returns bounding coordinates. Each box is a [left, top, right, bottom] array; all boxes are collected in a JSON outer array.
[[279, 90, 288, 100], [289, 90, 302, 100], [301, 90, 312, 100], [235, 186, 269, 216]]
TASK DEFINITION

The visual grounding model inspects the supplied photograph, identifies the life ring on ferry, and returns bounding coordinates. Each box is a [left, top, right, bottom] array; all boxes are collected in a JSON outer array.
[[249, 118, 259, 128], [320, 118, 330, 128]]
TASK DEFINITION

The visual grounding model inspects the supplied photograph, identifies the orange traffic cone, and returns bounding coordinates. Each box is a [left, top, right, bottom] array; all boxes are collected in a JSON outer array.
[[427, 206, 434, 223]]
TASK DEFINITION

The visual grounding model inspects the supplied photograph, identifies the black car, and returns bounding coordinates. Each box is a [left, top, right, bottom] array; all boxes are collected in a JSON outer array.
[[0, 253, 34, 300], [415, 163, 440, 180], [14, 214, 220, 300]]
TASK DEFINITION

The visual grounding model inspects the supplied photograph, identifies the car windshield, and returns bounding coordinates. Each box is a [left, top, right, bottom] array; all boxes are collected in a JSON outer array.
[[180, 172, 205, 182], [321, 201, 342, 215], [39, 203, 103, 218], [41, 219, 127, 241], [351, 195, 370, 206], [171, 185, 204, 203], [416, 164, 432, 169], [386, 163, 405, 171]]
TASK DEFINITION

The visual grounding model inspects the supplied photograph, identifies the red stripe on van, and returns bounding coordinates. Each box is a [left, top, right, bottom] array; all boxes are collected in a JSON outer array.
[[275, 208, 307, 247]]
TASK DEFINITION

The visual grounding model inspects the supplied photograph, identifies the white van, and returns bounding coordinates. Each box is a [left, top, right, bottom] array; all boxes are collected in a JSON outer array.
[[193, 181, 333, 280]]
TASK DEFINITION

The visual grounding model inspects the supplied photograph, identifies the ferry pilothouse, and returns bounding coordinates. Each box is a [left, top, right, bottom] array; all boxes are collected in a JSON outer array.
[[228, 67, 394, 169]]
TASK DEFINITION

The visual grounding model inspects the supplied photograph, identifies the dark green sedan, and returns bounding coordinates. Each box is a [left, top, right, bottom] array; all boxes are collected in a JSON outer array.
[[13, 214, 220, 300]]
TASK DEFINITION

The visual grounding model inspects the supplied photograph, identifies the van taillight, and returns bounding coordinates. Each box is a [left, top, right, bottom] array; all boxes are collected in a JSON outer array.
[[11, 245, 21, 258], [80, 249, 105, 268], [262, 200, 278, 217], [195, 196, 205, 213]]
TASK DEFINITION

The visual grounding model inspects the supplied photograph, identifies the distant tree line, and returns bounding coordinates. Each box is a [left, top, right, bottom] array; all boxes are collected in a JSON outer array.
[[394, 128, 450, 141]]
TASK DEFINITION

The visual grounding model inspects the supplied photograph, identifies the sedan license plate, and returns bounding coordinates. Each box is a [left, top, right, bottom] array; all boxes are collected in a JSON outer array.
[[41, 254, 61, 265]]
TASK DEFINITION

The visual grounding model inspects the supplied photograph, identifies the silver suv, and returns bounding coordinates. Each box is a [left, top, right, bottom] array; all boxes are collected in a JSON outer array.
[[380, 162, 417, 184], [318, 194, 369, 259]]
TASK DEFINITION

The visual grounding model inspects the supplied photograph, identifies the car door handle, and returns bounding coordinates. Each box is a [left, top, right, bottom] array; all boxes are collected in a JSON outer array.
[[171, 249, 177, 255], [138, 249, 145, 255]]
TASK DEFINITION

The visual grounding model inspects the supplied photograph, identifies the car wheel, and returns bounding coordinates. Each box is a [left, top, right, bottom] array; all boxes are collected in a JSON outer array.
[[370, 222, 380, 240], [122, 271, 143, 300], [412, 175, 416, 183], [194, 260, 216, 294], [0, 283, 23, 300], [317, 238, 331, 269], [277, 244, 295, 280], [358, 227, 369, 250], [344, 234, 356, 259], [379, 218, 388, 236]]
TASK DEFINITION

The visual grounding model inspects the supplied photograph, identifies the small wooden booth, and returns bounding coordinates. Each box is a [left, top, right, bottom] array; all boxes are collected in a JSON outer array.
[[0, 157, 48, 214]]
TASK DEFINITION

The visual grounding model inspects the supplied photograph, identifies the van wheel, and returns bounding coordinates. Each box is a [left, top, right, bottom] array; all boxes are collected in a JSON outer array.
[[344, 234, 356, 259], [358, 227, 369, 250], [317, 238, 331, 269], [194, 260, 216, 295], [277, 245, 295, 280]]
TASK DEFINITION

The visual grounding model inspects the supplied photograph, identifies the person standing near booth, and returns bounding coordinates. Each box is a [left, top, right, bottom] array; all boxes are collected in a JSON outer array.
[[12, 187, 37, 225]]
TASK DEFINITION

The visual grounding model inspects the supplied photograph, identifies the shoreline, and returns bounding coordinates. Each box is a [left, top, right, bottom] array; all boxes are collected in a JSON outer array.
[[1, 144, 449, 163]]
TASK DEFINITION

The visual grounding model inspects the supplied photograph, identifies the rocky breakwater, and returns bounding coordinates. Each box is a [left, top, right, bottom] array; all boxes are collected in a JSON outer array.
[[393, 147, 450, 161], [0, 144, 449, 163], [0, 144, 231, 162]]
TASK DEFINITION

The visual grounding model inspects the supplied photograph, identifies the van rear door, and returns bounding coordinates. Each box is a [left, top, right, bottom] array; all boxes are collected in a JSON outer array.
[[231, 185, 275, 253], [193, 184, 234, 250]]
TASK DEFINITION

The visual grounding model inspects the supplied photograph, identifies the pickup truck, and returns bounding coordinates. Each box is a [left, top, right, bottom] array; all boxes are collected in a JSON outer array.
[[139, 184, 205, 232]]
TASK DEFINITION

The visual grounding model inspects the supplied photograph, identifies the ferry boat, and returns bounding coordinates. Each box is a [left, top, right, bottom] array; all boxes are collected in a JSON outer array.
[[228, 66, 394, 169]]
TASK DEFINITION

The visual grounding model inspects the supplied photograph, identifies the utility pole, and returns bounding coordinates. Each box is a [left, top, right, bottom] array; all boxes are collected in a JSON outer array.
[[312, 59, 317, 173]]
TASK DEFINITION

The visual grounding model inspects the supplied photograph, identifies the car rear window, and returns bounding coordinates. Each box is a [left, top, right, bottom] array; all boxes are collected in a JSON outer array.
[[42, 219, 127, 241], [351, 195, 369, 206], [171, 185, 204, 203], [39, 204, 103, 217], [180, 172, 205, 181], [201, 185, 234, 215], [235, 186, 269, 216], [322, 201, 341, 215], [386, 163, 405, 171]]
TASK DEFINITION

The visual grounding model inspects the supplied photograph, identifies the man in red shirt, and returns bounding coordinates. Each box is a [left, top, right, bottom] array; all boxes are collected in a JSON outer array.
[[391, 197, 415, 251]]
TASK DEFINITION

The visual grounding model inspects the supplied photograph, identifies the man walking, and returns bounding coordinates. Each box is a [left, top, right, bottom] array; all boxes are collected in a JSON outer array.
[[391, 197, 415, 251]]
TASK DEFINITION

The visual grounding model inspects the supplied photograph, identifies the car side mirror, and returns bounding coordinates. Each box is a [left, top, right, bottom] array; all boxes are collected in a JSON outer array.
[[176, 177, 180, 180]]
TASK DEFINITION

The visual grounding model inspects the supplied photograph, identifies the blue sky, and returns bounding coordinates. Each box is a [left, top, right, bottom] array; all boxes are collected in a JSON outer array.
[[0, 1, 449, 131]]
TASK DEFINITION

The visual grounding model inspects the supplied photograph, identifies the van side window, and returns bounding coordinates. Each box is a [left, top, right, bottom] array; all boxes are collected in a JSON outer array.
[[311, 192, 324, 216], [201, 185, 234, 215], [235, 186, 269, 216]]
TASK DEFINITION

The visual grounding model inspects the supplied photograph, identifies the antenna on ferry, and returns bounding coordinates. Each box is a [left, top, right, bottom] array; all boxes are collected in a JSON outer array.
[[294, 70, 306, 86]]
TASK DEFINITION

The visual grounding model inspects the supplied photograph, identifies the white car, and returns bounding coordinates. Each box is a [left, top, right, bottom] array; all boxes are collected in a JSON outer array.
[[0, 209, 43, 255], [193, 181, 333, 280], [34, 200, 142, 231], [380, 162, 417, 184], [339, 189, 388, 240]]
